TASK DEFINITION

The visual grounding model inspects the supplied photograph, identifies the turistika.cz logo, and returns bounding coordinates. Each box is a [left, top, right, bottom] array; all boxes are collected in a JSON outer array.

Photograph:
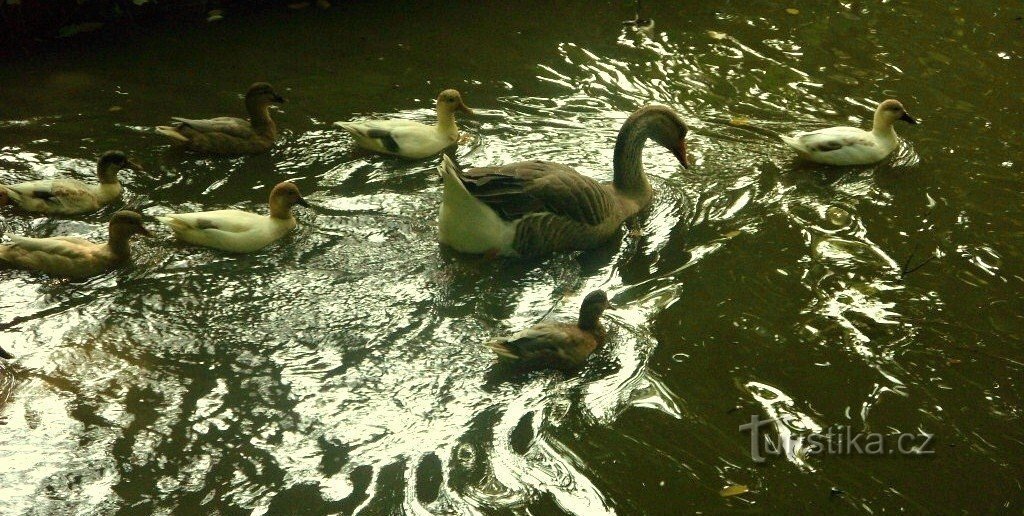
[[739, 415, 936, 463]]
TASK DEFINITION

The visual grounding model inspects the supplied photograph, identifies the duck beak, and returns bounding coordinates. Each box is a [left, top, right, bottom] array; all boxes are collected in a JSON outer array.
[[296, 197, 311, 208], [127, 159, 144, 172], [458, 101, 475, 116], [673, 139, 689, 168], [900, 112, 917, 124]]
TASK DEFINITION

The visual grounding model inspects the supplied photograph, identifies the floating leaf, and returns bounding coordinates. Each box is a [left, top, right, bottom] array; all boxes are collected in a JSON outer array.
[[723, 229, 742, 239], [720, 484, 749, 497], [707, 30, 728, 40], [946, 358, 962, 366], [729, 117, 750, 127], [786, 8, 800, 15], [109, 106, 123, 112]]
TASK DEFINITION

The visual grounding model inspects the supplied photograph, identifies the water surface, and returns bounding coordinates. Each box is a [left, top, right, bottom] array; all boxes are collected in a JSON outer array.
[[1, 1, 1022, 513]]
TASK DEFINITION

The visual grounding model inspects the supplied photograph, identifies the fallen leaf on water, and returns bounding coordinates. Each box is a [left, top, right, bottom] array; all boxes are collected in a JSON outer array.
[[724, 229, 742, 239], [109, 106, 123, 112], [729, 117, 750, 127], [707, 30, 728, 40], [946, 358, 962, 366], [720, 484, 749, 497], [786, 8, 800, 15]]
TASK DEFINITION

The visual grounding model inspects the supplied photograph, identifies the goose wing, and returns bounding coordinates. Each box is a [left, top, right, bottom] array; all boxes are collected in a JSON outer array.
[[458, 161, 614, 225]]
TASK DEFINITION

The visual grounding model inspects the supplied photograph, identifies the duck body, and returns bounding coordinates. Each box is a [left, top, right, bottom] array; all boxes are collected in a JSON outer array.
[[0, 151, 140, 215], [486, 290, 610, 372], [334, 89, 473, 159], [0, 179, 121, 215], [436, 105, 689, 257], [335, 119, 457, 159], [157, 181, 309, 254], [781, 99, 918, 166], [0, 211, 150, 279], [158, 210, 296, 253], [156, 83, 285, 156]]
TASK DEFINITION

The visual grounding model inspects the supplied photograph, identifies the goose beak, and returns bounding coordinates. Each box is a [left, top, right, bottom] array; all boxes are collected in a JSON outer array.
[[673, 139, 689, 168], [458, 101, 474, 116], [900, 112, 917, 124], [296, 197, 311, 208]]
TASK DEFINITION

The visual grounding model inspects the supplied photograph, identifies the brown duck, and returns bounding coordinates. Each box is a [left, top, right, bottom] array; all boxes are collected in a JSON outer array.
[[486, 290, 611, 371], [437, 105, 689, 257], [0, 211, 151, 279], [156, 82, 285, 155]]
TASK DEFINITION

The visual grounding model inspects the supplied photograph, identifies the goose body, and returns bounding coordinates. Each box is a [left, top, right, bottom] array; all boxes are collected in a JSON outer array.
[[156, 82, 285, 155], [335, 89, 473, 159], [157, 182, 309, 253], [436, 105, 689, 257], [0, 151, 141, 215], [781, 99, 918, 166], [0, 211, 150, 279], [486, 290, 610, 371]]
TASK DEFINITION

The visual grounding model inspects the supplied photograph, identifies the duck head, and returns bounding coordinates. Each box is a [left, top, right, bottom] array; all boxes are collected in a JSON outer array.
[[247, 82, 286, 105], [641, 105, 690, 168], [437, 89, 474, 116], [876, 99, 917, 127], [268, 181, 310, 219], [109, 210, 152, 239], [578, 290, 611, 330], [97, 150, 143, 184]]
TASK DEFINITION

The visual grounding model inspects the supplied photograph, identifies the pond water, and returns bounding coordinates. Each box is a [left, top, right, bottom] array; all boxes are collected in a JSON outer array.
[[1, 1, 1022, 513]]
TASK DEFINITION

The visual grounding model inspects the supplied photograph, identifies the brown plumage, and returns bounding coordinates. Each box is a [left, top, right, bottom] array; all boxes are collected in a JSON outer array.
[[155, 82, 285, 155], [437, 105, 689, 257], [0, 211, 151, 279], [485, 290, 611, 371]]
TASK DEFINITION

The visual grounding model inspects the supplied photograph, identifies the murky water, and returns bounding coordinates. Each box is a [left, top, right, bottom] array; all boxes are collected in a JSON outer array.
[[1, 1, 1022, 513]]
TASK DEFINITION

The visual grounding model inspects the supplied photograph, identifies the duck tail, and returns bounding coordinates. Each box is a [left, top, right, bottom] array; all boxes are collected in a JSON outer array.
[[485, 339, 521, 361], [155, 126, 190, 143], [155, 215, 188, 232]]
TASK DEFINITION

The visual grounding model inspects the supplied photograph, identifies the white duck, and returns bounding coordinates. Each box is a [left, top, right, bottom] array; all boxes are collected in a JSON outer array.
[[334, 89, 474, 159], [0, 151, 142, 215], [780, 99, 918, 166], [157, 181, 309, 253], [0, 211, 151, 279]]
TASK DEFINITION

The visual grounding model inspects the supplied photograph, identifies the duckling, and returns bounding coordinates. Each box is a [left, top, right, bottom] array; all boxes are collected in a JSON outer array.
[[0, 151, 142, 215], [780, 99, 918, 166], [0, 211, 151, 279], [486, 290, 611, 371], [157, 181, 309, 253], [156, 82, 286, 155], [334, 89, 474, 159]]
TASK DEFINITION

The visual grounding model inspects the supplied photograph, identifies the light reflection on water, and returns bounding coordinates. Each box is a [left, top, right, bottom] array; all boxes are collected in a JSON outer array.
[[2, 0, 1023, 513]]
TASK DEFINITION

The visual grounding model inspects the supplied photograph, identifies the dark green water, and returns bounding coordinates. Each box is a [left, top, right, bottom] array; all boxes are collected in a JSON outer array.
[[1, 1, 1022, 513]]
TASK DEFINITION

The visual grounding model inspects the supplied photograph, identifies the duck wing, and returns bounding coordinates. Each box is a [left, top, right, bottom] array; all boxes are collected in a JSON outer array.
[[486, 322, 594, 368], [790, 126, 873, 153], [158, 210, 264, 233], [8, 235, 91, 260], [171, 117, 256, 139], [458, 161, 614, 225]]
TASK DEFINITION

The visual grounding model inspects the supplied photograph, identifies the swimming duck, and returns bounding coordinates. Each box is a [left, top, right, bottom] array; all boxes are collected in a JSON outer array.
[[780, 99, 918, 166], [0, 211, 151, 279], [334, 89, 474, 159], [157, 181, 309, 253], [486, 290, 611, 371], [155, 82, 286, 155], [436, 105, 688, 257], [0, 151, 142, 215]]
